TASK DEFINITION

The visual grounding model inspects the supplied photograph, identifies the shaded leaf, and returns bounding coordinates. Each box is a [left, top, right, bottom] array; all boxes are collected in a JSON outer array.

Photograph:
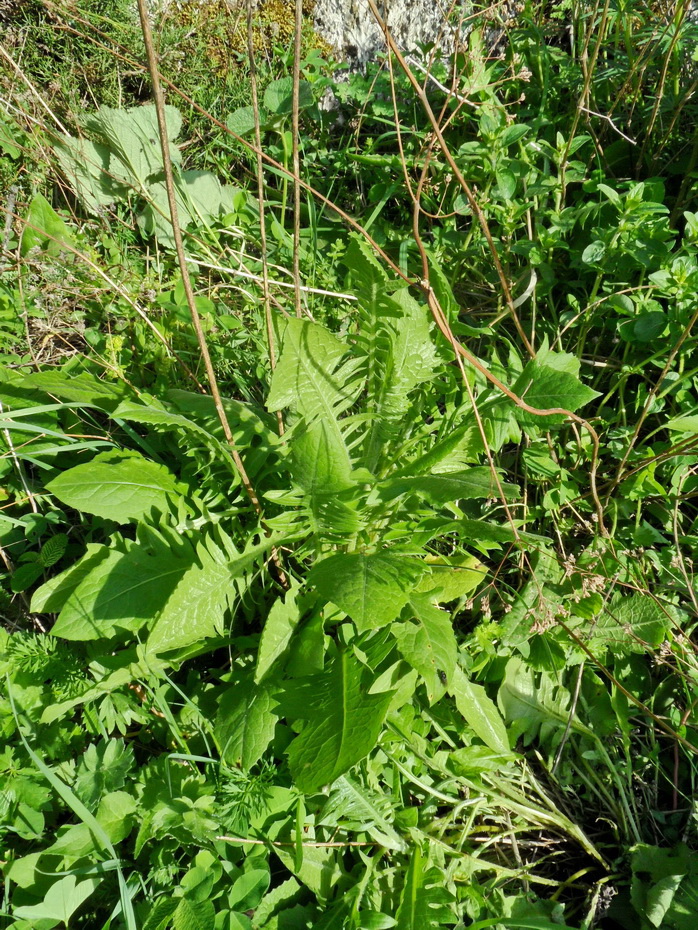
[[279, 650, 393, 792]]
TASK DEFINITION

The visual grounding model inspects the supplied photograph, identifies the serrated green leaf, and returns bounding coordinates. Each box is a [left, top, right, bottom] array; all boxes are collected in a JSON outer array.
[[146, 532, 276, 654], [450, 666, 510, 754], [47, 450, 183, 522], [361, 288, 437, 470], [512, 355, 599, 426], [39, 533, 68, 569], [309, 552, 425, 632], [395, 847, 454, 929], [256, 582, 302, 683], [173, 896, 216, 930], [590, 593, 672, 653], [279, 650, 393, 792], [392, 595, 457, 704], [216, 670, 277, 770], [320, 775, 406, 851], [267, 318, 360, 424]]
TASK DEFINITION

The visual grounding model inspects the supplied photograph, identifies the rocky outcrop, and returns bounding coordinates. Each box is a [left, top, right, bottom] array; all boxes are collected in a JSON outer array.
[[313, 0, 470, 67]]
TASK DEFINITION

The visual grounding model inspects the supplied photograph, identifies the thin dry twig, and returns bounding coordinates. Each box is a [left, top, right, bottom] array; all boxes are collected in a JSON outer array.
[[291, 0, 303, 319], [136, 0, 264, 515]]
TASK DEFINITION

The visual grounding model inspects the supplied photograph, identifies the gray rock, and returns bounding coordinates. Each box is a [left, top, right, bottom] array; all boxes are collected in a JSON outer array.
[[313, 0, 470, 67]]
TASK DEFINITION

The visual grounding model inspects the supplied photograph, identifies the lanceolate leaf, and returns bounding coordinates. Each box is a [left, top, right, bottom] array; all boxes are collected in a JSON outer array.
[[395, 847, 455, 929], [379, 468, 519, 505], [290, 419, 360, 537], [256, 582, 302, 683], [216, 669, 277, 770], [47, 450, 183, 523], [362, 288, 437, 470], [279, 650, 394, 793], [392, 595, 457, 704], [450, 666, 510, 754], [309, 552, 425, 632]]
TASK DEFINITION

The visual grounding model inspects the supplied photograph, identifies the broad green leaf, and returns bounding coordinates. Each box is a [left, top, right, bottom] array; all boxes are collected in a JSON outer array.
[[54, 134, 117, 214], [32, 545, 111, 614], [512, 354, 599, 427], [173, 896, 216, 930], [22, 370, 127, 410], [290, 418, 361, 537], [309, 552, 425, 632], [13, 875, 101, 925], [47, 450, 183, 522], [251, 877, 301, 928], [667, 415, 698, 432], [143, 897, 178, 930], [216, 670, 277, 770], [589, 593, 672, 653], [581, 239, 606, 264], [138, 170, 226, 245], [52, 540, 191, 641], [467, 920, 579, 930], [416, 554, 486, 603], [73, 739, 134, 809], [286, 613, 326, 677], [392, 595, 457, 704], [267, 318, 361, 425], [228, 869, 270, 911], [147, 532, 275, 654], [450, 666, 510, 754], [227, 105, 258, 136], [47, 790, 136, 861], [84, 104, 182, 191], [264, 77, 313, 114], [21, 193, 74, 256], [380, 468, 519, 505], [256, 582, 302, 683], [279, 650, 393, 792]]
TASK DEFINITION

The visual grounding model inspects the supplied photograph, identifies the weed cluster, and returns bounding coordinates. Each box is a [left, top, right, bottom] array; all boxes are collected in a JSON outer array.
[[2, 1, 698, 928]]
